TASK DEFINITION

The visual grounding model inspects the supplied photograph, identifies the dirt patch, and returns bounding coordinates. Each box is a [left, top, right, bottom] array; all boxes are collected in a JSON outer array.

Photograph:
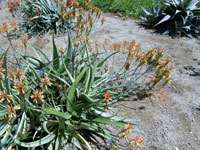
[[0, 8, 200, 150]]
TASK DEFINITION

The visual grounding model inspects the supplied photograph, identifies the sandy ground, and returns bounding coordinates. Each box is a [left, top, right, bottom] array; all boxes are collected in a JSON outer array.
[[0, 7, 200, 150]]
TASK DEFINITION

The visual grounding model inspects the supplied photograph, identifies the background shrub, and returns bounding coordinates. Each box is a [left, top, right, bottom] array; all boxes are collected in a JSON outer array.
[[11, 0, 79, 36], [78, 0, 163, 18], [141, 0, 200, 37]]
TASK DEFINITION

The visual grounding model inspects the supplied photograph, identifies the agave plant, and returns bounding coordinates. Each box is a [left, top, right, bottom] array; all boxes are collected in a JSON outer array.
[[141, 0, 200, 37]]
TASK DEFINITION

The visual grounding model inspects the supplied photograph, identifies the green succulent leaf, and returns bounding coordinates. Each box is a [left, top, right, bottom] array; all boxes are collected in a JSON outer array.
[[42, 108, 72, 120], [66, 67, 88, 112], [15, 132, 56, 148], [52, 35, 60, 70], [3, 49, 10, 94]]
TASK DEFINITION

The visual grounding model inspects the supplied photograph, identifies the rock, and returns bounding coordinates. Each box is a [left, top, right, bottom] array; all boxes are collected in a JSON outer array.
[[0, 0, 6, 9], [175, 147, 179, 150]]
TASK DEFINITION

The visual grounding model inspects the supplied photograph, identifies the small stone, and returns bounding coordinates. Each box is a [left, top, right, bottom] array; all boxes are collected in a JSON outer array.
[[170, 119, 173, 122], [175, 147, 179, 150]]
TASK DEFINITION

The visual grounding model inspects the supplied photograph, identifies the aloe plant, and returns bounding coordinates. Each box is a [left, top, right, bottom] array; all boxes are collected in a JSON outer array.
[[0, 1, 172, 149], [20, 0, 76, 35], [141, 0, 200, 37], [0, 29, 172, 150]]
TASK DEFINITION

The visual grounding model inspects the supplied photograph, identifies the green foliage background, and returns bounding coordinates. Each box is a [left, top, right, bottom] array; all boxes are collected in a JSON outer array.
[[78, 0, 163, 18]]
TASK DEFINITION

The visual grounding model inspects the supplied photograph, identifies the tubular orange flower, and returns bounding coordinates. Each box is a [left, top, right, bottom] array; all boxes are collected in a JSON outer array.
[[21, 33, 28, 48], [0, 91, 12, 104], [0, 68, 5, 79], [13, 42, 21, 50], [104, 92, 112, 103], [14, 68, 25, 81], [135, 44, 141, 53], [10, 21, 19, 30], [1, 144, 14, 150], [57, 18, 62, 26], [129, 136, 144, 147], [59, 47, 65, 54], [41, 76, 52, 89], [31, 90, 44, 104], [109, 145, 118, 150], [6, 105, 17, 119], [14, 81, 27, 95], [125, 62, 130, 71], [68, 0, 77, 7], [36, 9, 40, 14], [130, 51, 135, 60], [122, 123, 134, 137], [123, 40, 129, 47], [1, 23, 9, 33], [101, 17, 105, 25], [8, 69, 15, 79]]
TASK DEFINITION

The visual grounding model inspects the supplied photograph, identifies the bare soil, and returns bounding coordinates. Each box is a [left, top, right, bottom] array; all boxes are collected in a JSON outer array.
[[0, 8, 200, 150]]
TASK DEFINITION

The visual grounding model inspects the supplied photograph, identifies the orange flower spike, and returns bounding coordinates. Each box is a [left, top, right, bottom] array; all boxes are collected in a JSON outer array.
[[14, 81, 27, 95], [29, 18, 35, 24], [59, 47, 65, 54], [36, 9, 40, 14], [130, 51, 135, 60], [165, 57, 172, 64], [6, 105, 17, 119], [136, 53, 142, 61], [41, 76, 52, 89], [125, 62, 130, 71], [130, 136, 139, 146], [104, 38, 109, 45], [141, 54, 148, 64], [138, 137, 144, 145], [0, 91, 12, 104], [104, 92, 112, 103], [86, 36, 92, 45], [113, 43, 121, 51], [14, 68, 25, 81], [130, 136, 144, 147], [128, 44, 133, 53], [72, 1, 79, 7], [109, 145, 118, 150], [94, 40, 99, 51], [101, 17, 106, 25], [31, 90, 44, 104], [122, 123, 133, 137], [89, 17, 93, 28], [117, 43, 121, 51], [0, 68, 5, 79], [123, 40, 129, 48], [8, 69, 15, 79], [1, 22, 9, 33], [83, 0, 91, 6], [10, 21, 19, 31], [2, 144, 14, 150], [57, 18, 62, 26], [21, 33, 28, 48], [89, 47, 93, 52], [109, 45, 113, 51], [130, 40, 135, 47], [13, 42, 21, 50], [135, 43, 141, 53], [124, 123, 133, 131]]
